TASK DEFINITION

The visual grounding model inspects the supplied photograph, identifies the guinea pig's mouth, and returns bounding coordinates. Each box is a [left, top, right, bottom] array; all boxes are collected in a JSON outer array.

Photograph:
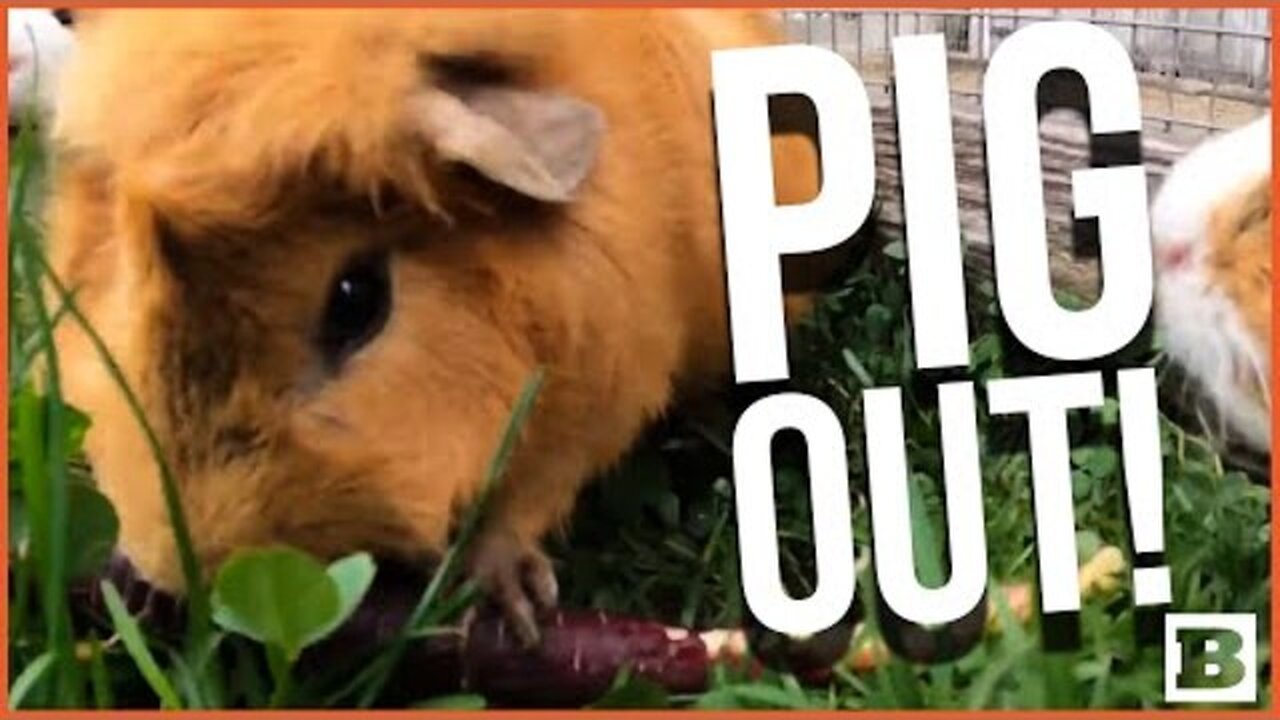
[[75, 552, 186, 637], [75, 549, 437, 643]]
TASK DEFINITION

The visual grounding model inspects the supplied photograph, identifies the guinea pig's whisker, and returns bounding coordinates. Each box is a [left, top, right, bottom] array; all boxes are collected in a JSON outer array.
[[1245, 352, 1270, 409]]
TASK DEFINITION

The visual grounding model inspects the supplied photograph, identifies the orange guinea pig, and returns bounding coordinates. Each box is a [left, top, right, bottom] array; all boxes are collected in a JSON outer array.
[[47, 9, 820, 642]]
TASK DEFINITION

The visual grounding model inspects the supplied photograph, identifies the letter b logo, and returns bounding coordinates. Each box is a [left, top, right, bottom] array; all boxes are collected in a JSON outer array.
[[1165, 613, 1256, 703]]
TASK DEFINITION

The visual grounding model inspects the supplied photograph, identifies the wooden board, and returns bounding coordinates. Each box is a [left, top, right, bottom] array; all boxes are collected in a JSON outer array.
[[866, 101, 1187, 301]]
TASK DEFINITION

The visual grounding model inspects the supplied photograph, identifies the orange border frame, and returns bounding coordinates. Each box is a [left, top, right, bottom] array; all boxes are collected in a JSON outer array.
[[0, 2, 1276, 717]]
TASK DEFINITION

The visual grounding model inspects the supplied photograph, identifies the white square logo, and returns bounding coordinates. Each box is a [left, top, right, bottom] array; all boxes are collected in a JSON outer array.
[[1165, 613, 1257, 704]]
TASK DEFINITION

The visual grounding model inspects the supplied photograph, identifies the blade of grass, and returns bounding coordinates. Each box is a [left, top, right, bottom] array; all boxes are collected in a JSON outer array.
[[411, 580, 480, 629], [8, 651, 55, 709], [13, 388, 48, 658], [965, 580, 1033, 709], [22, 249, 79, 708], [11, 547, 33, 650], [86, 633, 115, 709], [11, 126, 80, 707], [348, 368, 545, 707], [19, 208, 226, 703], [24, 243, 213, 648], [165, 631, 225, 710], [12, 294, 74, 388], [907, 472, 944, 587], [100, 581, 182, 710], [964, 642, 1033, 709]]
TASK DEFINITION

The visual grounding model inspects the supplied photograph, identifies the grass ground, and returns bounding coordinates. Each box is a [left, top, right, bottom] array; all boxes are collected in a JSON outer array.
[[6, 121, 1272, 710]]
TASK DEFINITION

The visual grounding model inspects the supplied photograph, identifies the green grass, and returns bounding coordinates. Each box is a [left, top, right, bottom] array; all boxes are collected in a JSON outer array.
[[6, 122, 1271, 710]]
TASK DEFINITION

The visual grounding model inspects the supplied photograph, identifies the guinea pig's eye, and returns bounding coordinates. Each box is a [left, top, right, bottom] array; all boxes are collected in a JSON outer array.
[[319, 253, 391, 367]]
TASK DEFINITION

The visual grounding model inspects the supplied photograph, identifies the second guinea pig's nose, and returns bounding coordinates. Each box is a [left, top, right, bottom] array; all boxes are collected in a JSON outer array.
[[1154, 242, 1192, 272]]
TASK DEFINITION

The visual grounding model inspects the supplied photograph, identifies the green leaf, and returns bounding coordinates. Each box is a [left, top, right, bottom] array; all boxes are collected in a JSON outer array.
[[211, 546, 345, 661], [321, 552, 377, 638], [1099, 397, 1121, 426], [66, 483, 119, 580], [1071, 447, 1119, 480], [1071, 469, 1096, 501], [864, 303, 894, 340], [881, 240, 907, 261], [969, 333, 1002, 373]]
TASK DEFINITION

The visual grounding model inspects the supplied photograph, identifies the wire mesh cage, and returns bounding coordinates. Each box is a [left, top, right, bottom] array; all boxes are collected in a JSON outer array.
[[784, 8, 1271, 147]]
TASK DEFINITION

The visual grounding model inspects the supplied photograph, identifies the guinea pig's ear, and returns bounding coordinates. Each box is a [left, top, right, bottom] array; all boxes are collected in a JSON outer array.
[[411, 85, 605, 203]]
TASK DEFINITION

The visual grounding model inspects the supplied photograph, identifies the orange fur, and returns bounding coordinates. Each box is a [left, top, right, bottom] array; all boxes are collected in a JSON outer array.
[[1206, 174, 1272, 402], [48, 10, 819, 591]]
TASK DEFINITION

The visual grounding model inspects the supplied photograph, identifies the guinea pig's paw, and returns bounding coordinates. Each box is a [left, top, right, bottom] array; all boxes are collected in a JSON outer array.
[[466, 527, 558, 647]]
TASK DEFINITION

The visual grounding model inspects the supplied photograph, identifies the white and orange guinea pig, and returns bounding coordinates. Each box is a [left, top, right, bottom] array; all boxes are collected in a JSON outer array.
[[47, 9, 821, 643], [8, 9, 74, 125], [1150, 113, 1272, 454]]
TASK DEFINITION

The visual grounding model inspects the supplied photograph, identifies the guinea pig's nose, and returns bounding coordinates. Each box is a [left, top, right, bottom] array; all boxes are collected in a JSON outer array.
[[1154, 242, 1191, 272]]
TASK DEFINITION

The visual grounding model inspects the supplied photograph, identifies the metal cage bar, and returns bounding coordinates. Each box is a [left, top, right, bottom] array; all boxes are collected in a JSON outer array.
[[785, 8, 1271, 142]]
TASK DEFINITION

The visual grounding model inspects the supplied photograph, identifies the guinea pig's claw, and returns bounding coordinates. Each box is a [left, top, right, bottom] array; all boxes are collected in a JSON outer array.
[[523, 550, 559, 611], [504, 591, 540, 649], [468, 531, 559, 648]]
